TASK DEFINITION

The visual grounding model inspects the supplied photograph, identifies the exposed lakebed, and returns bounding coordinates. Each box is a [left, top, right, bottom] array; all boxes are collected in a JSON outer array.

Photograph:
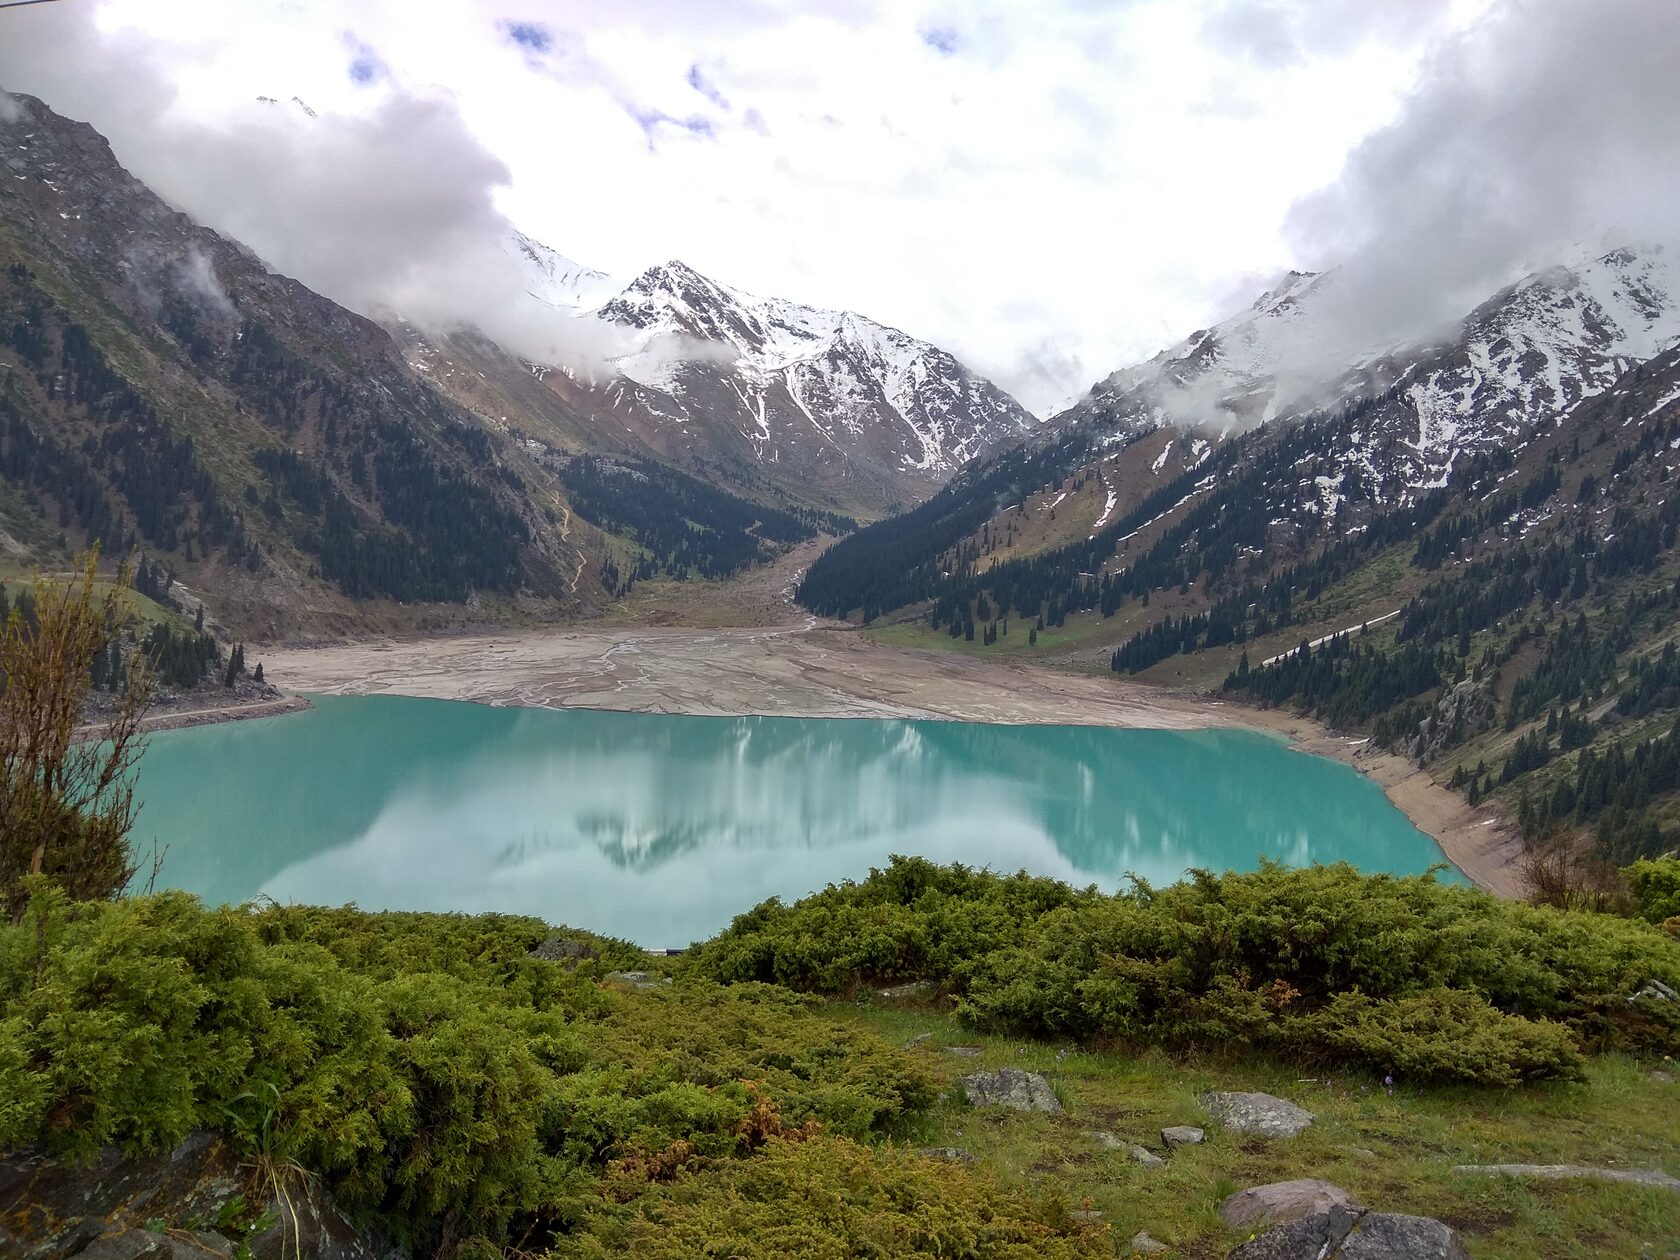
[[135, 693, 1458, 945]]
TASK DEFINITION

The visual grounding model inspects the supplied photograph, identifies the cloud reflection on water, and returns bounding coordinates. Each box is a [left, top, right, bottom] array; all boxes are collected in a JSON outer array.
[[138, 696, 1450, 945]]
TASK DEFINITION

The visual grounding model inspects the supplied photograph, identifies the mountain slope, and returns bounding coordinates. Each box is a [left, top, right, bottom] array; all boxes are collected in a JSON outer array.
[[0, 90, 595, 635], [802, 243, 1680, 621]]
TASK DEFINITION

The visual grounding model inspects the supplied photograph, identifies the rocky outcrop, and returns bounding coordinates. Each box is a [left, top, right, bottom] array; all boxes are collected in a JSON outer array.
[[1200, 1091, 1315, 1138], [0, 1131, 401, 1260], [1219, 1179, 1362, 1229], [1229, 1206, 1469, 1259], [1408, 680, 1494, 762], [958, 1068, 1062, 1113]]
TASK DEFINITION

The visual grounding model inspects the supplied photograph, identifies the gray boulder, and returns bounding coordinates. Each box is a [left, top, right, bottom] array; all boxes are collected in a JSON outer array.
[[1084, 1130, 1127, 1150], [959, 1067, 1062, 1113], [1629, 978, 1678, 1009], [1128, 1143, 1166, 1168], [1129, 1231, 1170, 1254], [1219, 1179, 1362, 1229], [1161, 1124, 1205, 1148], [1201, 1091, 1315, 1138], [1229, 1207, 1468, 1260]]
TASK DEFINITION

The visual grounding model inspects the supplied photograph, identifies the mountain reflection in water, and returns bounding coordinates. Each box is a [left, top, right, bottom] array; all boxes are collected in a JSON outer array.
[[135, 694, 1454, 945]]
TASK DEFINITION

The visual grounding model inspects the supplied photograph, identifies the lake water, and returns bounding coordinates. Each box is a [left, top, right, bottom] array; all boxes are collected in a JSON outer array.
[[133, 694, 1456, 946]]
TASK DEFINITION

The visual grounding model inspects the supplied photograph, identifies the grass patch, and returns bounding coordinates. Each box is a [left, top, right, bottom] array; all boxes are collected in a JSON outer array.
[[836, 1001, 1680, 1260]]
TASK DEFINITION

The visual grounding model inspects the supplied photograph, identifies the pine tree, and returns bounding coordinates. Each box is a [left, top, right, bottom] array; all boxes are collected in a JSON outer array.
[[222, 642, 245, 688]]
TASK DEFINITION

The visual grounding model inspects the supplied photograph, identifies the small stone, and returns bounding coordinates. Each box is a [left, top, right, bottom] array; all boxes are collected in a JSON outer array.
[[1218, 1179, 1362, 1229], [1070, 1209, 1105, 1223], [1128, 1230, 1170, 1255], [945, 1045, 983, 1058], [904, 1032, 934, 1048], [919, 1147, 974, 1163], [1084, 1130, 1126, 1150], [959, 1068, 1062, 1113], [1161, 1124, 1204, 1148], [1127, 1143, 1166, 1168], [1649, 1069, 1675, 1085], [876, 980, 937, 1000], [1200, 1090, 1314, 1139]]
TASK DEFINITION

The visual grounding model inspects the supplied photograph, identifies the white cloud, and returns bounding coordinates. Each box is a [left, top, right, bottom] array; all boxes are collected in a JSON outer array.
[[2, 0, 1502, 412]]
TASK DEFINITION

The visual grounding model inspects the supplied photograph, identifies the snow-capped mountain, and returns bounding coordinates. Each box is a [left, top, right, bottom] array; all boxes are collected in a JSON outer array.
[[1052, 244, 1680, 502], [1058, 268, 1329, 443], [424, 251, 1039, 517], [592, 259, 1035, 475], [1375, 245, 1680, 488]]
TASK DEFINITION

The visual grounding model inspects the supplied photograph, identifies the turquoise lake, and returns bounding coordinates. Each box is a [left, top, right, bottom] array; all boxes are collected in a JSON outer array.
[[132, 694, 1457, 945]]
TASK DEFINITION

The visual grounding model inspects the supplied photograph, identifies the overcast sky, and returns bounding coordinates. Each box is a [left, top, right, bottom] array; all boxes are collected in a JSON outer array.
[[2, 0, 1675, 414]]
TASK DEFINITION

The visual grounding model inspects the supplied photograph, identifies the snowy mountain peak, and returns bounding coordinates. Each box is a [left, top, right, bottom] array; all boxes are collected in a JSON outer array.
[[504, 231, 617, 311], [521, 254, 1040, 510], [1059, 245, 1680, 456]]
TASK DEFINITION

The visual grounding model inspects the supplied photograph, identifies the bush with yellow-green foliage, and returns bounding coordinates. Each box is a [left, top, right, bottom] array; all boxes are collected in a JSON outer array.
[[692, 857, 1680, 1083], [556, 1134, 1111, 1260], [0, 887, 934, 1257]]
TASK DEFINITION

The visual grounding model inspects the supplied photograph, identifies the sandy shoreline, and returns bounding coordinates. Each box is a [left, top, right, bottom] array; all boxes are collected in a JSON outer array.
[[250, 620, 1527, 898]]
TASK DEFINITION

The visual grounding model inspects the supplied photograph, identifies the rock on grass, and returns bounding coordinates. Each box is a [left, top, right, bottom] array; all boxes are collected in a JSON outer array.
[[959, 1068, 1062, 1113], [1200, 1090, 1314, 1138]]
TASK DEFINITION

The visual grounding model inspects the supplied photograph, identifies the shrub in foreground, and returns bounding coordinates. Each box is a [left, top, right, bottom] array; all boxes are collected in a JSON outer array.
[[0, 889, 933, 1256], [693, 857, 1680, 1081]]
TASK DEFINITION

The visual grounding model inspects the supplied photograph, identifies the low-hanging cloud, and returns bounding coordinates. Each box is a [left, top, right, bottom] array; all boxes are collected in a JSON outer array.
[[1129, 0, 1680, 434], [173, 247, 240, 323], [1283, 0, 1680, 370], [0, 4, 639, 376]]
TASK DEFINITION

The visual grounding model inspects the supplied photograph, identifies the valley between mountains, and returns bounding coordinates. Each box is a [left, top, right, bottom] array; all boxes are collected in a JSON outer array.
[[6, 88, 1680, 894]]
